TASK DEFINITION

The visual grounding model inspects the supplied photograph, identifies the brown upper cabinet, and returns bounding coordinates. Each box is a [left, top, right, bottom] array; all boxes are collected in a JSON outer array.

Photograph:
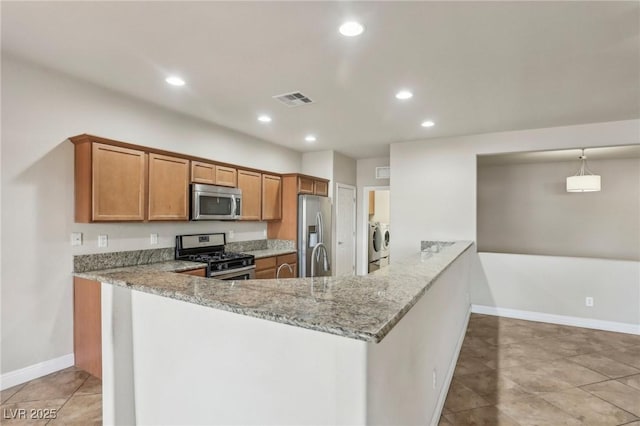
[[71, 134, 327, 225], [191, 161, 237, 187], [237, 170, 262, 221], [298, 176, 315, 194], [191, 161, 216, 184], [77, 142, 146, 222], [215, 166, 237, 187], [262, 174, 282, 221], [314, 180, 329, 197], [267, 174, 330, 242], [297, 175, 328, 196], [148, 153, 189, 221]]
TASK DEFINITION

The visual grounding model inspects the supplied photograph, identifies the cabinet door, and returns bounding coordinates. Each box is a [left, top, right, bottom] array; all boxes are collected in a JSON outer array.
[[298, 177, 314, 194], [276, 263, 297, 278], [237, 170, 261, 220], [255, 256, 277, 272], [314, 180, 329, 197], [256, 268, 276, 279], [148, 153, 189, 221], [191, 161, 216, 184], [179, 268, 207, 277], [262, 174, 282, 220], [92, 143, 146, 221], [215, 166, 237, 187]]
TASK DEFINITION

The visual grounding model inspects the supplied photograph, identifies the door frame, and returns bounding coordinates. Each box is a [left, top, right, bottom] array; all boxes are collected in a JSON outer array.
[[360, 185, 390, 275], [334, 182, 357, 276]]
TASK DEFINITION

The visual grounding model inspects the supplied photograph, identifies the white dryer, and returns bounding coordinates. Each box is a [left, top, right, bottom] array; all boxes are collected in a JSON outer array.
[[379, 223, 390, 259], [368, 222, 383, 262]]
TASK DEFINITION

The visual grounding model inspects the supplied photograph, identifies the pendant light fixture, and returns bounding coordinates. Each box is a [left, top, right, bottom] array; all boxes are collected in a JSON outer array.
[[566, 149, 601, 192]]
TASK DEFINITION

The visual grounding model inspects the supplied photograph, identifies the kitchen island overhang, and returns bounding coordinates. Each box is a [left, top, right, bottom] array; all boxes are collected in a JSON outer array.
[[89, 241, 474, 425]]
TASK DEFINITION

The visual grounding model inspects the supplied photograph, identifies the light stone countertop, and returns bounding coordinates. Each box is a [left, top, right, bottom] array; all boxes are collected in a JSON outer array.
[[244, 248, 297, 259], [74, 241, 473, 343]]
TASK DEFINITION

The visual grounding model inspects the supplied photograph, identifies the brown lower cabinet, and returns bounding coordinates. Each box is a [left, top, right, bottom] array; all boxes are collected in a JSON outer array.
[[255, 253, 297, 279], [179, 268, 207, 277], [73, 277, 102, 379], [73, 268, 208, 379]]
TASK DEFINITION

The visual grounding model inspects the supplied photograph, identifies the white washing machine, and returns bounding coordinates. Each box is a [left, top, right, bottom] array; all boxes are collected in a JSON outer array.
[[368, 222, 383, 262], [379, 223, 390, 259]]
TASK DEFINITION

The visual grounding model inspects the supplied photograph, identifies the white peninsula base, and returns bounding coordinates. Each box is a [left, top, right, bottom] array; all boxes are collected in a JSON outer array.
[[101, 248, 472, 425]]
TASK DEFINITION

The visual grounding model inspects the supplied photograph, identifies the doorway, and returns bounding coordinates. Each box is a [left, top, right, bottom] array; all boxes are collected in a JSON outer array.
[[360, 186, 390, 275], [334, 183, 356, 276]]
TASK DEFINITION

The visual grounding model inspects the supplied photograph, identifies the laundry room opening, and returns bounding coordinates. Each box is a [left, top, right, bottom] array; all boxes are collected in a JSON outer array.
[[365, 188, 390, 273]]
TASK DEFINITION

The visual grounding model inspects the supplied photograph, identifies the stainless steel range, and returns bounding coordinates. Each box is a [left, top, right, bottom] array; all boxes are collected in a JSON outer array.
[[175, 233, 255, 280]]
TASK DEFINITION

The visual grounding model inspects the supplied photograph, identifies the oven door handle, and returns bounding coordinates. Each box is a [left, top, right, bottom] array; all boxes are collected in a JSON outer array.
[[208, 265, 256, 277]]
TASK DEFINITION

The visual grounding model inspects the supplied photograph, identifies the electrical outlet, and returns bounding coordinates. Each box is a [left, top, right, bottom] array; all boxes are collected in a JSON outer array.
[[150, 233, 159, 245], [70, 232, 83, 246], [228, 230, 234, 240], [585, 297, 594, 307], [263, 229, 267, 237], [432, 369, 437, 389], [98, 234, 108, 248]]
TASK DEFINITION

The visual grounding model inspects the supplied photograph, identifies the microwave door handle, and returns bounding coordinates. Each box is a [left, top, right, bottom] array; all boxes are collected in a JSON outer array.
[[232, 196, 237, 218]]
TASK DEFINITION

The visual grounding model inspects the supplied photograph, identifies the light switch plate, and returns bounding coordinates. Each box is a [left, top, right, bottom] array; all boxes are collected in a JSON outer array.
[[98, 234, 108, 248], [150, 233, 159, 245], [71, 232, 82, 246]]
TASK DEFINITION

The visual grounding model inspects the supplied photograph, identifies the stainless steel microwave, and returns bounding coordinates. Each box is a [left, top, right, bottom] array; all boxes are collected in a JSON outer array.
[[191, 184, 242, 220]]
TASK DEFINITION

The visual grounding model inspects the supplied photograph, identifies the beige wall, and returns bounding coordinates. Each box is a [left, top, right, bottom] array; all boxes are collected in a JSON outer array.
[[333, 152, 357, 186], [390, 120, 640, 326], [1, 55, 302, 374], [370, 190, 390, 224], [477, 158, 640, 260]]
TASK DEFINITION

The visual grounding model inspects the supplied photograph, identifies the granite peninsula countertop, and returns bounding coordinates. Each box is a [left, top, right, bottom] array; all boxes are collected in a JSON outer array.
[[74, 241, 473, 343], [243, 248, 297, 259]]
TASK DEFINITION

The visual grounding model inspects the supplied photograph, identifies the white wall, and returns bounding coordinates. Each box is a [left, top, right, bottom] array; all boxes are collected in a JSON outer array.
[[356, 157, 390, 274], [390, 120, 640, 327], [1, 55, 302, 374]]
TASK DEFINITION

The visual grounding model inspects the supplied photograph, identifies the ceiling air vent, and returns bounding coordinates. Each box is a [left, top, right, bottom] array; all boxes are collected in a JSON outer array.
[[273, 91, 314, 107], [375, 167, 390, 179]]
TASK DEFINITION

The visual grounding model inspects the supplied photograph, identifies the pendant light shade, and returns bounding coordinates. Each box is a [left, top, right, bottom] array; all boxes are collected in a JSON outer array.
[[566, 149, 601, 192]]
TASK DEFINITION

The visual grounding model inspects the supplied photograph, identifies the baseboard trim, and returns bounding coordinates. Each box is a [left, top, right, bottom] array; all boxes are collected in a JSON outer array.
[[0, 353, 75, 391], [471, 305, 640, 335], [430, 305, 471, 426]]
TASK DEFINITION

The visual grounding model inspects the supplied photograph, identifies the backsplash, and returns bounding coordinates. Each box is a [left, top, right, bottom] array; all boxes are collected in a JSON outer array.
[[74, 247, 174, 273], [73, 240, 295, 272], [225, 239, 295, 253]]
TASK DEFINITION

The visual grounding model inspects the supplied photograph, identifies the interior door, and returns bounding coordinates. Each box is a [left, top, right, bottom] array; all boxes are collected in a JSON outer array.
[[335, 184, 356, 276]]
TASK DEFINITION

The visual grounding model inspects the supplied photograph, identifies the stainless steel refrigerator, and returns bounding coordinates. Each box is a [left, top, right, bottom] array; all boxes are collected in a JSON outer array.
[[298, 194, 332, 277]]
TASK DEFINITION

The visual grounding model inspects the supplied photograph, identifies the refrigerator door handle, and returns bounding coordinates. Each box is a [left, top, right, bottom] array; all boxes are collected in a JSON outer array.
[[317, 212, 324, 244]]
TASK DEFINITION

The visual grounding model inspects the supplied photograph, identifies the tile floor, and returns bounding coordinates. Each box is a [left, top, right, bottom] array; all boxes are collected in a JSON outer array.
[[0, 367, 101, 425], [1, 315, 638, 425], [441, 314, 640, 426]]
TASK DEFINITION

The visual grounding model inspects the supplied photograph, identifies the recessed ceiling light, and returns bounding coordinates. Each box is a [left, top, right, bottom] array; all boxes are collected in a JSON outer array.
[[305, 135, 317, 143], [395, 90, 413, 100], [165, 76, 185, 86], [421, 120, 435, 128], [339, 21, 364, 37], [257, 115, 272, 123]]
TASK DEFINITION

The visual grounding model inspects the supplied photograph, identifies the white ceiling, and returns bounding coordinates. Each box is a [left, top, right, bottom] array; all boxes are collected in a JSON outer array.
[[2, 1, 639, 159]]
